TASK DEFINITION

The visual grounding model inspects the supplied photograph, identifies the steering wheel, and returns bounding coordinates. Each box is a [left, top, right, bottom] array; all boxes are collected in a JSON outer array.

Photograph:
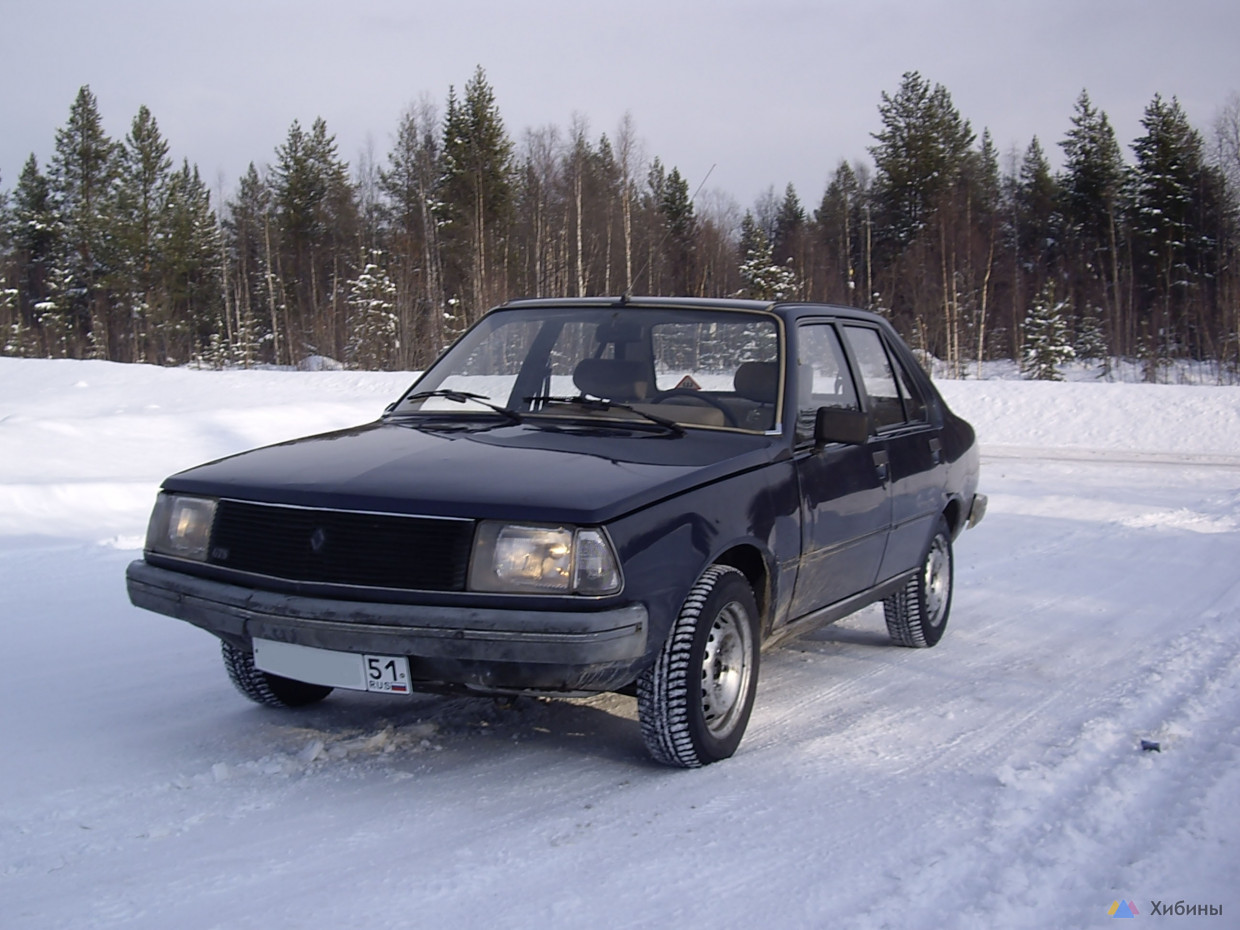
[[649, 389, 740, 427]]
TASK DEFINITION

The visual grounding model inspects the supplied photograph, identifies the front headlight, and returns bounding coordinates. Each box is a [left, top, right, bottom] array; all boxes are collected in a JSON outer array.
[[146, 493, 217, 561], [469, 522, 622, 595]]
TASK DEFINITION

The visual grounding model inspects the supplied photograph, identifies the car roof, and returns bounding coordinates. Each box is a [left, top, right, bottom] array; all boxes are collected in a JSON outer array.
[[497, 296, 889, 326]]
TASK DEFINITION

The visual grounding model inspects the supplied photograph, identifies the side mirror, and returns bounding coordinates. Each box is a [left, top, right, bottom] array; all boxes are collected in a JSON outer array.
[[814, 407, 870, 446]]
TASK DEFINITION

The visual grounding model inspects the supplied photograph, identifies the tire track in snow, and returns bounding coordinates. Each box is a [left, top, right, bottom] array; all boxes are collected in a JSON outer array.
[[847, 587, 1240, 929], [728, 456, 1240, 926]]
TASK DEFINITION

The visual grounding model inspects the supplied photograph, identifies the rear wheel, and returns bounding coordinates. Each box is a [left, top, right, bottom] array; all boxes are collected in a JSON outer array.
[[884, 516, 953, 648], [221, 642, 333, 708], [637, 565, 760, 767]]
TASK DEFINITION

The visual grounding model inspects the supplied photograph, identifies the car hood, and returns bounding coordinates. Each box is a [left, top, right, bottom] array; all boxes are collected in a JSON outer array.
[[162, 418, 785, 524]]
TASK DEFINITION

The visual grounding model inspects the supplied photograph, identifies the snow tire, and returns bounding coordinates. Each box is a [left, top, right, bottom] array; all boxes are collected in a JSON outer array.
[[221, 642, 334, 708], [636, 565, 759, 768], [884, 516, 953, 648]]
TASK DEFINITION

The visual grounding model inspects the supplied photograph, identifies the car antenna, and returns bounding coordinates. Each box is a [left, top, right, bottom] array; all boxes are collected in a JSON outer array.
[[623, 163, 716, 303]]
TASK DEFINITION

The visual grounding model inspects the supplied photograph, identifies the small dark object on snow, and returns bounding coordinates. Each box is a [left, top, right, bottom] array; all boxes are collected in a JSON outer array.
[[1140, 740, 1161, 753]]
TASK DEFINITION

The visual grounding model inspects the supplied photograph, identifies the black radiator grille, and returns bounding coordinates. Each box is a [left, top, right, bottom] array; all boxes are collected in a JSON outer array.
[[208, 500, 475, 591]]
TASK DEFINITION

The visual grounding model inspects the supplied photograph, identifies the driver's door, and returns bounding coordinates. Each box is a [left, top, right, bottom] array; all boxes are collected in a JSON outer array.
[[787, 321, 892, 619]]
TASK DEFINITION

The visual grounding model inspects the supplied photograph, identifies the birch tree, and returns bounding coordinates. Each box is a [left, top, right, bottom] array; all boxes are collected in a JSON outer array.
[[382, 98, 446, 366]]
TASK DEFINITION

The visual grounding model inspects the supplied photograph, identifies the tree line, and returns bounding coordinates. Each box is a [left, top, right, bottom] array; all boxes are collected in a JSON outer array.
[[1, 68, 1237, 380]]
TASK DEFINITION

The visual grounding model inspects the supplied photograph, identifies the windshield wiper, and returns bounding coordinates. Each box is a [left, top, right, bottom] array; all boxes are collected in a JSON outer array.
[[401, 390, 522, 424], [524, 394, 685, 436]]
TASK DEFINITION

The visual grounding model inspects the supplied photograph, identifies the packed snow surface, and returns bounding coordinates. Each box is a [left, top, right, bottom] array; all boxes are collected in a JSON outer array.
[[2, 357, 1238, 928]]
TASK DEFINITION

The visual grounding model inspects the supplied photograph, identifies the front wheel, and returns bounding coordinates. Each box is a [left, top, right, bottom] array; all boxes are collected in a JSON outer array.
[[221, 642, 333, 708], [884, 517, 954, 648], [637, 565, 760, 767]]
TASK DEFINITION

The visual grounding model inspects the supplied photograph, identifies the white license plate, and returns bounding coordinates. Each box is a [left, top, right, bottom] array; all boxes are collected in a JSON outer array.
[[252, 639, 412, 694], [361, 654, 413, 694]]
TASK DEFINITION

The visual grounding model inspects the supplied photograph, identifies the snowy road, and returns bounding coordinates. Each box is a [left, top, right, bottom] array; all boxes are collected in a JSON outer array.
[[1, 360, 1238, 928]]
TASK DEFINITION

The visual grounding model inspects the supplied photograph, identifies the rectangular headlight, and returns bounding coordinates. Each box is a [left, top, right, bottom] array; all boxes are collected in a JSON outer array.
[[146, 493, 217, 561], [469, 522, 621, 595]]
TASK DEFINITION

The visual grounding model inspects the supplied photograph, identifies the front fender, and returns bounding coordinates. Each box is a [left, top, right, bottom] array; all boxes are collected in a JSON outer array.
[[608, 458, 801, 652]]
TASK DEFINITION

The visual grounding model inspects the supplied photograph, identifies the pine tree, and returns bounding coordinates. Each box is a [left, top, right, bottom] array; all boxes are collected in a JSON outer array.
[[0, 177, 20, 352], [271, 117, 357, 361], [815, 160, 873, 306], [34, 263, 75, 358], [772, 183, 805, 278], [1211, 96, 1240, 375], [641, 157, 669, 292], [6, 155, 59, 350], [345, 250, 398, 369], [49, 86, 118, 357], [1060, 91, 1127, 354], [1130, 94, 1222, 368], [161, 160, 221, 363], [869, 72, 975, 370], [0, 287, 19, 356], [869, 71, 975, 254], [590, 130, 623, 296], [658, 166, 696, 295], [114, 105, 173, 361], [222, 163, 275, 365], [1075, 304, 1109, 367], [440, 67, 514, 325], [816, 162, 857, 302], [1022, 282, 1075, 380], [738, 211, 797, 300], [1015, 137, 1061, 292]]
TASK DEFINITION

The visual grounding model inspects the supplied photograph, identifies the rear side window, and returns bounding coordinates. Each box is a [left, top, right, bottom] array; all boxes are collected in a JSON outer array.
[[842, 325, 926, 430]]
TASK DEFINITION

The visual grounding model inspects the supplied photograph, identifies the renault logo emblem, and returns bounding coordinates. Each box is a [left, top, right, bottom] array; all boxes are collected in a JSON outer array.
[[309, 527, 328, 554]]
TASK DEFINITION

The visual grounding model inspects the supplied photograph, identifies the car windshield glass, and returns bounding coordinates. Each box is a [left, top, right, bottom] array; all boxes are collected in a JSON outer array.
[[390, 305, 783, 433]]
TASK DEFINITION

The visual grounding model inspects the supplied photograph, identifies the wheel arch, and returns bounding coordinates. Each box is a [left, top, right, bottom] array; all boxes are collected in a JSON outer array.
[[712, 543, 773, 635]]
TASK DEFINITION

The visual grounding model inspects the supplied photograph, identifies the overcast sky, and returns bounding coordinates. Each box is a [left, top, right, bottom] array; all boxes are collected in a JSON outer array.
[[3, 0, 1237, 213]]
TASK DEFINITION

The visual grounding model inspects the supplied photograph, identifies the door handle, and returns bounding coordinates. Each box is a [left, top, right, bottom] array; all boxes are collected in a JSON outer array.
[[872, 450, 890, 482]]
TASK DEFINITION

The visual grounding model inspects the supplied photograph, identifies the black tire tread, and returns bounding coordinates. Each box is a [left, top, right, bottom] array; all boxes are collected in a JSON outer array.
[[637, 565, 752, 768], [884, 517, 952, 649], [221, 642, 333, 708], [884, 575, 931, 647]]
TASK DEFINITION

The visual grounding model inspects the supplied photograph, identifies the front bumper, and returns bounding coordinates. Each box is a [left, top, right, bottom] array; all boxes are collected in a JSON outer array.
[[126, 560, 649, 693]]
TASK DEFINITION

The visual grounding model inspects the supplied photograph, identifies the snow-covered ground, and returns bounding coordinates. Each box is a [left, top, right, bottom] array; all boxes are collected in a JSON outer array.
[[2, 357, 1238, 929]]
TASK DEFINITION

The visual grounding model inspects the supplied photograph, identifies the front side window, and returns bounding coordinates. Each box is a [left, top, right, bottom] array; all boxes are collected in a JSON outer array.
[[795, 323, 858, 442]]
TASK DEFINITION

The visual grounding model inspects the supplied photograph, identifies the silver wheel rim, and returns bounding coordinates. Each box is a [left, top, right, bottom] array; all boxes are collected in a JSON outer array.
[[924, 535, 951, 628], [700, 600, 754, 738]]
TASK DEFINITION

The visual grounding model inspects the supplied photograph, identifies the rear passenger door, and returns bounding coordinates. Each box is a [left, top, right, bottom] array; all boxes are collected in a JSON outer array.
[[839, 324, 942, 584]]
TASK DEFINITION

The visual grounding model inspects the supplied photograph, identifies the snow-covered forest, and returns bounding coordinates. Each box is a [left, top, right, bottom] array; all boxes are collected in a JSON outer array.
[[2, 68, 1239, 380]]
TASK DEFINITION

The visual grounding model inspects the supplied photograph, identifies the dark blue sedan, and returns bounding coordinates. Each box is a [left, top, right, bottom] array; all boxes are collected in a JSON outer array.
[[127, 297, 985, 767]]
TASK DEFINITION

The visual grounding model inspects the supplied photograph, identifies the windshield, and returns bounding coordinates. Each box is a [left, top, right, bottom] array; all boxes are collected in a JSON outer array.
[[391, 305, 783, 433]]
